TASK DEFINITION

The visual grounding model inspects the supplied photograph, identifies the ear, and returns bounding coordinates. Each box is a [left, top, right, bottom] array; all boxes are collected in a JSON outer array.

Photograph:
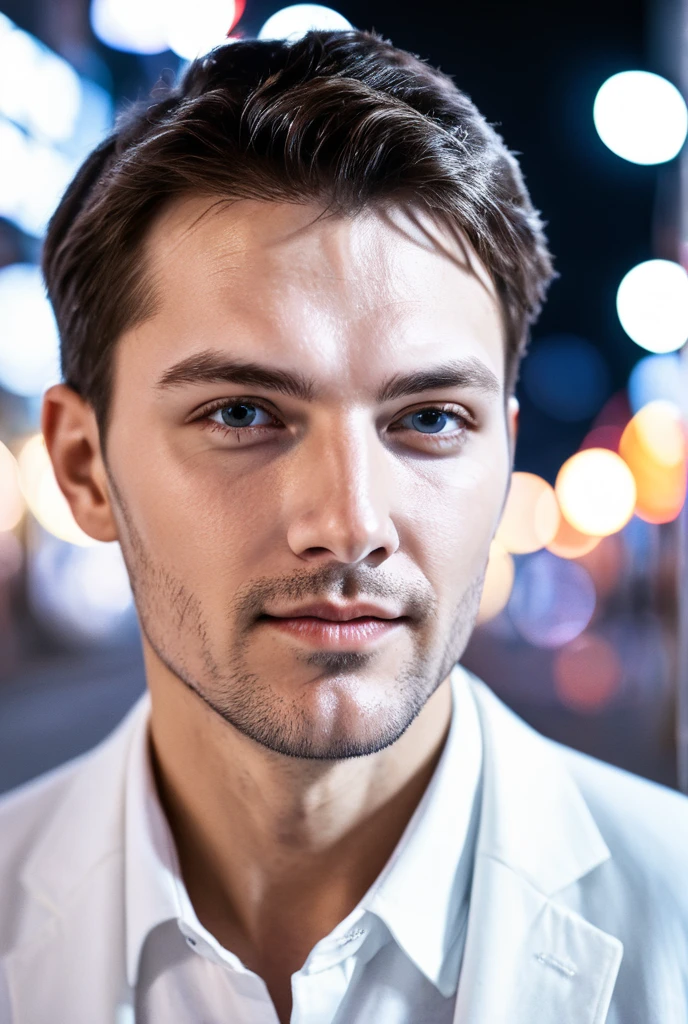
[[41, 384, 119, 543], [506, 395, 519, 469]]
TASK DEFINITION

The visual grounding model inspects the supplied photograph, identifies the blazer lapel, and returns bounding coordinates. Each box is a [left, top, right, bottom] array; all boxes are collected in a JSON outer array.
[[454, 674, 624, 1024]]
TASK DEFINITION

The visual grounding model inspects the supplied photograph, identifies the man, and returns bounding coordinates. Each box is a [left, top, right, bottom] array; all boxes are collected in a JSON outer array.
[[0, 28, 686, 1024]]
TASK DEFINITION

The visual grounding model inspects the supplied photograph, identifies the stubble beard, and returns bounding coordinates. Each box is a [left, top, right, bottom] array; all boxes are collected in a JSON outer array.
[[112, 479, 486, 761]]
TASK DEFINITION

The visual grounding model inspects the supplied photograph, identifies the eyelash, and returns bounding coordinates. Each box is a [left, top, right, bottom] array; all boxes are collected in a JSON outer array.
[[195, 398, 474, 445]]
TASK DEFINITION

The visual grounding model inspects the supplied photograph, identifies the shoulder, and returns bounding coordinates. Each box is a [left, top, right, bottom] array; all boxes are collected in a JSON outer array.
[[467, 671, 687, 912], [0, 755, 86, 877], [555, 745, 688, 1016], [557, 741, 688, 877], [0, 754, 90, 953], [0, 695, 148, 953]]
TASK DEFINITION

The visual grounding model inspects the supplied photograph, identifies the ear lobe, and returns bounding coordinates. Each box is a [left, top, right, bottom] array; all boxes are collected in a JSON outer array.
[[41, 384, 119, 543]]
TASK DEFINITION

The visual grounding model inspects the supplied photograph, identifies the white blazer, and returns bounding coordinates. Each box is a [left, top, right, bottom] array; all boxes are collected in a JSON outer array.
[[0, 673, 686, 1024]]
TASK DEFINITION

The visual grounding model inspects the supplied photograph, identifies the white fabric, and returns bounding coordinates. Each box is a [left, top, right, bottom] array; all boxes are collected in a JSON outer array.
[[126, 668, 483, 1023], [1, 668, 687, 1024]]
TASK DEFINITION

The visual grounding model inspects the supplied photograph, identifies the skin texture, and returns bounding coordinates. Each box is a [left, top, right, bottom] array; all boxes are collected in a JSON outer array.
[[43, 197, 518, 1022]]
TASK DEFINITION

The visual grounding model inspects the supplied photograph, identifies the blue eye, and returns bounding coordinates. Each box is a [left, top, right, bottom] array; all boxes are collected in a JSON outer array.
[[214, 403, 273, 428], [402, 409, 459, 434]]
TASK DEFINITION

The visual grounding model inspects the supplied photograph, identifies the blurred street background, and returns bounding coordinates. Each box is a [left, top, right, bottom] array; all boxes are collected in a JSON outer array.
[[0, 0, 687, 793]]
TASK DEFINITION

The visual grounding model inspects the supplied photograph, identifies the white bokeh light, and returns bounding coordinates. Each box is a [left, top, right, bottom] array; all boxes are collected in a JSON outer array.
[[593, 71, 687, 165], [28, 530, 134, 645], [0, 119, 28, 223], [0, 118, 80, 237], [0, 14, 112, 236], [0, 265, 61, 397], [0, 15, 82, 144], [259, 4, 352, 41], [90, 0, 169, 54], [166, 0, 238, 59], [616, 259, 688, 353]]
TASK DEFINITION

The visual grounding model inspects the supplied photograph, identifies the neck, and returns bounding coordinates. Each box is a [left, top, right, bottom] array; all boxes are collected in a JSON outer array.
[[146, 657, 453, 971]]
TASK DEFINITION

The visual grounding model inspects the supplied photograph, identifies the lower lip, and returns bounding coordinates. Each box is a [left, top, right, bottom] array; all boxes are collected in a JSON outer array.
[[260, 616, 404, 649]]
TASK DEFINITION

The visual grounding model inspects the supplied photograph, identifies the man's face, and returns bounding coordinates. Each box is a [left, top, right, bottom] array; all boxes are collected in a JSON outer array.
[[105, 197, 515, 759]]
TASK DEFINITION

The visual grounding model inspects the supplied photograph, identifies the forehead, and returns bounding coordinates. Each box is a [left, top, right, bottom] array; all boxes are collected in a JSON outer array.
[[134, 195, 506, 388]]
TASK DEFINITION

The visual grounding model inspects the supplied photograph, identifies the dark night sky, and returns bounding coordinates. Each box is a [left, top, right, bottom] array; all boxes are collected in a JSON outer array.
[[3, 0, 672, 482]]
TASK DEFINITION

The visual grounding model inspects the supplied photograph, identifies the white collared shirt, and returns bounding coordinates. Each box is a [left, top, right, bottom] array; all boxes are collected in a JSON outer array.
[[126, 666, 483, 1024]]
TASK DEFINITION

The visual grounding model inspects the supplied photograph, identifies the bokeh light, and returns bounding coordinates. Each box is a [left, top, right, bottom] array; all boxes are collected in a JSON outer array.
[[28, 530, 133, 644], [590, 390, 632, 433], [619, 401, 687, 523], [555, 448, 636, 536], [90, 0, 169, 54], [628, 353, 684, 413], [259, 4, 352, 40], [520, 334, 610, 422], [593, 70, 688, 165], [579, 392, 631, 452], [579, 424, 625, 453], [0, 441, 25, 531], [17, 435, 95, 547], [508, 550, 596, 647], [0, 13, 111, 237], [166, 0, 244, 60], [553, 633, 622, 713], [616, 259, 688, 354], [495, 472, 560, 554], [476, 541, 514, 623], [0, 123, 76, 238], [0, 264, 60, 397], [0, 13, 82, 143], [546, 515, 601, 559]]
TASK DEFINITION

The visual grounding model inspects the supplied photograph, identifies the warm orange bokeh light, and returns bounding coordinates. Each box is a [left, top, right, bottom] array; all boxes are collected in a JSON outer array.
[[619, 401, 687, 524], [476, 541, 515, 623], [555, 448, 636, 537], [553, 633, 622, 713], [495, 472, 560, 554], [0, 440, 25, 531], [546, 515, 601, 559], [17, 434, 94, 546]]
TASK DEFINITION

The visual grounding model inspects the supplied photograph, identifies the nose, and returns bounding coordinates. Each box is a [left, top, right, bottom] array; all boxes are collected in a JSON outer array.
[[285, 417, 400, 566]]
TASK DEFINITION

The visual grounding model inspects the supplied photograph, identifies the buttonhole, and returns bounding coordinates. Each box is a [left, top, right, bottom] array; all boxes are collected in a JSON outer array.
[[534, 952, 577, 978], [336, 927, 366, 946]]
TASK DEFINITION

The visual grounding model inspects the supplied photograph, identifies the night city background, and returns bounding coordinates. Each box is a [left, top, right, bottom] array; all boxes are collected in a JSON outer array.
[[0, 0, 686, 792]]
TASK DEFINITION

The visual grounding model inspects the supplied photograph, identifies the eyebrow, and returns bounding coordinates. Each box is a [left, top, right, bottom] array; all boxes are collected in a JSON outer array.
[[155, 352, 316, 400], [155, 351, 500, 402], [375, 358, 501, 402]]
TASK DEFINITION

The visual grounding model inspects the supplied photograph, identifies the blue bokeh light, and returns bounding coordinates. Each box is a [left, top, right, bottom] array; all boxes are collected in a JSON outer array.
[[521, 334, 611, 422], [628, 353, 684, 413]]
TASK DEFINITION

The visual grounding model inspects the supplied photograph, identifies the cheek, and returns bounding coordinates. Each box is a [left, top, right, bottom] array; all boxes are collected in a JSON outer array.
[[112, 441, 268, 586], [395, 442, 510, 589]]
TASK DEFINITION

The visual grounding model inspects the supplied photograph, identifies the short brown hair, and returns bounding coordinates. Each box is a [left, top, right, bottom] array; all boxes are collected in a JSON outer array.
[[42, 29, 555, 436]]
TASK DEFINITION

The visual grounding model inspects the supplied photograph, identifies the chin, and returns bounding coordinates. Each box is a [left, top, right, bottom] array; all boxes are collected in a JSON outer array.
[[255, 671, 428, 760]]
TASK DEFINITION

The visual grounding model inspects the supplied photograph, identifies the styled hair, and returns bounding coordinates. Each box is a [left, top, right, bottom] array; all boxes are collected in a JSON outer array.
[[42, 29, 555, 435]]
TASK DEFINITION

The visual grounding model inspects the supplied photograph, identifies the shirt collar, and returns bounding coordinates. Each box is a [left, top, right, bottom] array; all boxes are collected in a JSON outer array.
[[124, 664, 482, 994], [361, 665, 482, 996]]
